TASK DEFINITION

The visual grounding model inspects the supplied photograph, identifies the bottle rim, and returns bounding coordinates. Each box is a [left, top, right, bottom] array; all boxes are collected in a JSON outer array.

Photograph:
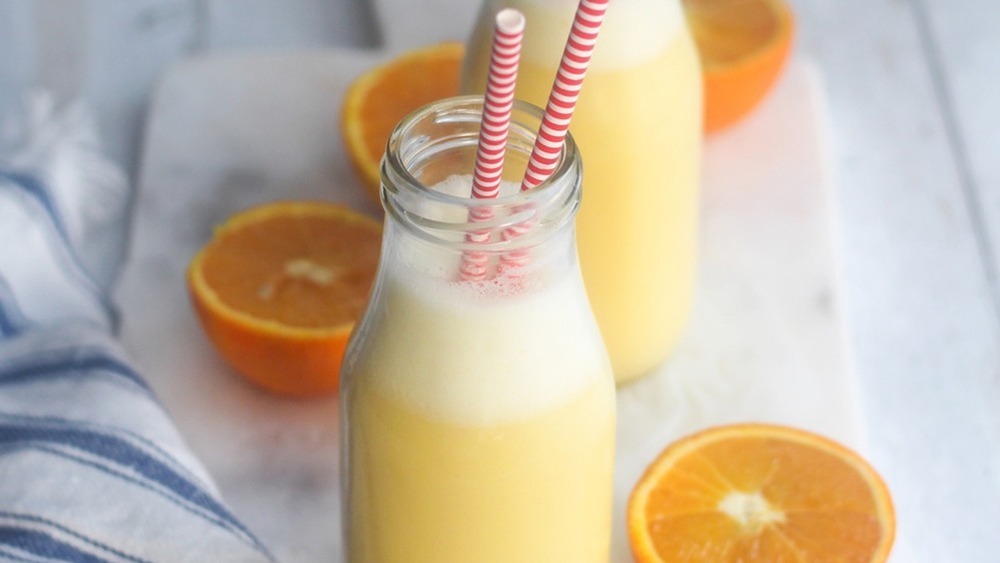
[[380, 95, 581, 252]]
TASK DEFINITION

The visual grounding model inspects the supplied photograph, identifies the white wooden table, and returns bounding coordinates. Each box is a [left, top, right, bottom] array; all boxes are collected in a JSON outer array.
[[787, 1, 1000, 560], [7, 0, 997, 560]]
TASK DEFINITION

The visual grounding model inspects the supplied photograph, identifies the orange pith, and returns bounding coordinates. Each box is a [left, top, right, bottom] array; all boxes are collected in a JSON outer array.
[[187, 201, 382, 396], [683, 0, 795, 133], [341, 42, 464, 202], [628, 423, 895, 562]]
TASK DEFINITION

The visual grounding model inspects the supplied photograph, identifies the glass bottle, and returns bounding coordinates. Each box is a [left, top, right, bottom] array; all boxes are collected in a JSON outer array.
[[340, 96, 615, 562], [463, 0, 703, 384]]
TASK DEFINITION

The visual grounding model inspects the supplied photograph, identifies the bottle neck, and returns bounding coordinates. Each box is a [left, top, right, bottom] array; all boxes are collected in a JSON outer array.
[[379, 96, 582, 284]]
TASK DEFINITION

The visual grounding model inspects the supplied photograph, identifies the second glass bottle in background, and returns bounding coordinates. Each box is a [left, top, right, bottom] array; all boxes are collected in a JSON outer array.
[[463, 0, 703, 384]]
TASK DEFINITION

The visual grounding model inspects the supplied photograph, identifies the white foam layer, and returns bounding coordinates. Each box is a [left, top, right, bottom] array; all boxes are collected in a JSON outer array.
[[393, 175, 516, 277], [354, 260, 610, 426], [506, 0, 685, 70], [406, 174, 515, 229], [432, 173, 478, 198]]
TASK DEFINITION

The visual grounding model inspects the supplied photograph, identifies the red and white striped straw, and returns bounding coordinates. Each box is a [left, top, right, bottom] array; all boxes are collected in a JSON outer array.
[[460, 8, 526, 282], [520, 0, 608, 193], [500, 0, 608, 271]]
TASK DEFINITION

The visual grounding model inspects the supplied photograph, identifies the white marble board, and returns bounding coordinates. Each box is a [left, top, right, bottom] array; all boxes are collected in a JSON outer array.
[[115, 50, 866, 562]]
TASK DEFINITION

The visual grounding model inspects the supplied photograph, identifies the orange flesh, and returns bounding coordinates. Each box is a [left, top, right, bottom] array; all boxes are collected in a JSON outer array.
[[630, 425, 894, 562], [685, 0, 781, 68], [358, 53, 462, 163], [200, 215, 380, 330], [681, 0, 795, 132], [186, 202, 382, 396]]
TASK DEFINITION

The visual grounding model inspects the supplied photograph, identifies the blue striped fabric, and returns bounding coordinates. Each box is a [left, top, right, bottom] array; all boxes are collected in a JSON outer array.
[[0, 101, 274, 562]]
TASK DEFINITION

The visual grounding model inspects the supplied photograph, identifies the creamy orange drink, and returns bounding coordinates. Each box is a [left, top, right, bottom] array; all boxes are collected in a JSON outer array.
[[341, 99, 615, 562], [345, 261, 615, 562], [463, 0, 703, 383]]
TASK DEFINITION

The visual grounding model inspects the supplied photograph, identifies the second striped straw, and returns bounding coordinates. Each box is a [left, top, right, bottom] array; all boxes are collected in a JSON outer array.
[[500, 0, 609, 271], [459, 8, 526, 282]]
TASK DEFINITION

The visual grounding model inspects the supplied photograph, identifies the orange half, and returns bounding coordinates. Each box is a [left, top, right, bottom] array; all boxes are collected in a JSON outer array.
[[628, 423, 895, 562], [341, 42, 464, 202], [683, 0, 795, 132], [187, 201, 381, 396]]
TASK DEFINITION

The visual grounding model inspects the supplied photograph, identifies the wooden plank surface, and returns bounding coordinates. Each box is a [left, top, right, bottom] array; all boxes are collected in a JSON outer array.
[[6, 0, 998, 560], [787, 0, 1000, 559], [916, 0, 1000, 308]]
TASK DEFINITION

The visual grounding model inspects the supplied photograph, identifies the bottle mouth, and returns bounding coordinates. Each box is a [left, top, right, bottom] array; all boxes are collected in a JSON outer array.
[[381, 95, 581, 252]]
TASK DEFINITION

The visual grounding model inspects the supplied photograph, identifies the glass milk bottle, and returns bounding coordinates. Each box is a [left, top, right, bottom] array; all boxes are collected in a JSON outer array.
[[340, 96, 615, 562], [463, 0, 703, 383]]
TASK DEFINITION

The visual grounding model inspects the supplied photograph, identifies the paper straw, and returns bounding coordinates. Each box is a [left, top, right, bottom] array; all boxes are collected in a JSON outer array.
[[500, 0, 608, 271], [460, 8, 526, 282], [520, 0, 607, 193]]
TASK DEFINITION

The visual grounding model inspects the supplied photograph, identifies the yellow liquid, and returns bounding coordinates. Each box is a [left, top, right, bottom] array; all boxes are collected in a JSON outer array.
[[347, 379, 614, 563], [343, 263, 616, 562], [463, 3, 702, 383]]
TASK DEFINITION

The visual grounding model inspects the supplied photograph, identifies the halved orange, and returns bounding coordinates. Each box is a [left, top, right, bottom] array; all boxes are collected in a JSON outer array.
[[187, 201, 381, 397], [628, 423, 895, 562], [683, 0, 795, 133], [341, 42, 464, 202]]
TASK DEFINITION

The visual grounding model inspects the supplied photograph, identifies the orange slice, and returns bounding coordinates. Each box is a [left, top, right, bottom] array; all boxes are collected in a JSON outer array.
[[628, 423, 895, 562], [341, 42, 464, 202], [683, 0, 795, 133], [186, 201, 381, 396]]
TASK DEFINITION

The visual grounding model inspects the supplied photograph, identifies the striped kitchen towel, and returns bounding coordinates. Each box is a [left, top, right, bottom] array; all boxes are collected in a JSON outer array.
[[0, 96, 273, 562]]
